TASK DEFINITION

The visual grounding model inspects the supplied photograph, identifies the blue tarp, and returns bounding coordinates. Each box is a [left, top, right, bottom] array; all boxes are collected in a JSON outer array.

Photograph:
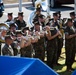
[[72, 70, 76, 75], [0, 56, 58, 75]]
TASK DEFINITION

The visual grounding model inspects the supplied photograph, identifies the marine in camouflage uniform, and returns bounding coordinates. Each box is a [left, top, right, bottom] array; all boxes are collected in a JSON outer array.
[[6, 23, 17, 35], [5, 13, 13, 22], [2, 35, 14, 56], [56, 11, 64, 64], [33, 7, 46, 27], [65, 19, 76, 71], [20, 27, 32, 57], [46, 26, 59, 68], [15, 12, 26, 30], [6, 23, 18, 56], [15, 30, 32, 57], [50, 12, 63, 65], [32, 20, 45, 62]]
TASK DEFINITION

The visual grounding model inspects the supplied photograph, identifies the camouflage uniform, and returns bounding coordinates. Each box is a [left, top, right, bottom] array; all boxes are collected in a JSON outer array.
[[50, 18, 63, 64], [15, 20, 26, 30], [33, 37, 45, 62], [65, 26, 76, 69], [20, 44, 32, 57], [57, 37, 63, 61], [2, 44, 14, 56], [57, 19, 63, 63], [7, 31, 18, 56], [11, 43, 18, 56], [46, 29, 58, 68]]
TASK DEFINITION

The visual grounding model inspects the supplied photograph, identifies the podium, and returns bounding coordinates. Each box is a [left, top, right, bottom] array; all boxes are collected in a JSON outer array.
[[0, 56, 58, 75]]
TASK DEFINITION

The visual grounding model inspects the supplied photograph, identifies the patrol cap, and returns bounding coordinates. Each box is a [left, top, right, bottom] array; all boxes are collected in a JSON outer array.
[[70, 12, 75, 16], [8, 13, 13, 16], [18, 12, 23, 16], [9, 23, 17, 28], [67, 18, 72, 23], [22, 27, 29, 33], [56, 11, 61, 15], [53, 12, 58, 16], [5, 35, 13, 40]]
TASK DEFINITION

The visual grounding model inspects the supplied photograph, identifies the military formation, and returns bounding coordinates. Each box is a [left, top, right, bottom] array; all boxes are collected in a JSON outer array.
[[0, 4, 76, 72]]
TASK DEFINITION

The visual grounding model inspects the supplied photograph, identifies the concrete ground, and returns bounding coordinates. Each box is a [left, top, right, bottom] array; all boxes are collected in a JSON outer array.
[[3, 0, 31, 4]]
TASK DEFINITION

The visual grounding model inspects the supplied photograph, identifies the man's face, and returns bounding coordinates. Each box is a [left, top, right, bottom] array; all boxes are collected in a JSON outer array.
[[18, 15, 23, 20], [35, 25, 40, 31], [17, 33, 22, 37], [10, 26, 16, 32], [24, 30, 30, 35], [8, 15, 12, 20], [12, 35, 16, 41], [36, 10, 41, 15], [53, 15, 58, 20], [9, 39, 13, 44], [67, 21, 73, 27], [6, 38, 13, 44], [16, 33, 23, 42]]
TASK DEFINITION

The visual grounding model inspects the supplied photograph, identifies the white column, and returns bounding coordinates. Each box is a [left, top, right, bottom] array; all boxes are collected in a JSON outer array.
[[19, 0, 22, 12]]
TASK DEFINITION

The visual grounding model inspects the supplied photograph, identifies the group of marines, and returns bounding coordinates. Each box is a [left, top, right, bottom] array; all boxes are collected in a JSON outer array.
[[0, 6, 76, 71]]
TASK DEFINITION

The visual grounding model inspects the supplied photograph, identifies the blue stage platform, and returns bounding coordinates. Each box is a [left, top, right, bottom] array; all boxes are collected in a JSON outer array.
[[0, 56, 58, 75], [72, 70, 76, 75]]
